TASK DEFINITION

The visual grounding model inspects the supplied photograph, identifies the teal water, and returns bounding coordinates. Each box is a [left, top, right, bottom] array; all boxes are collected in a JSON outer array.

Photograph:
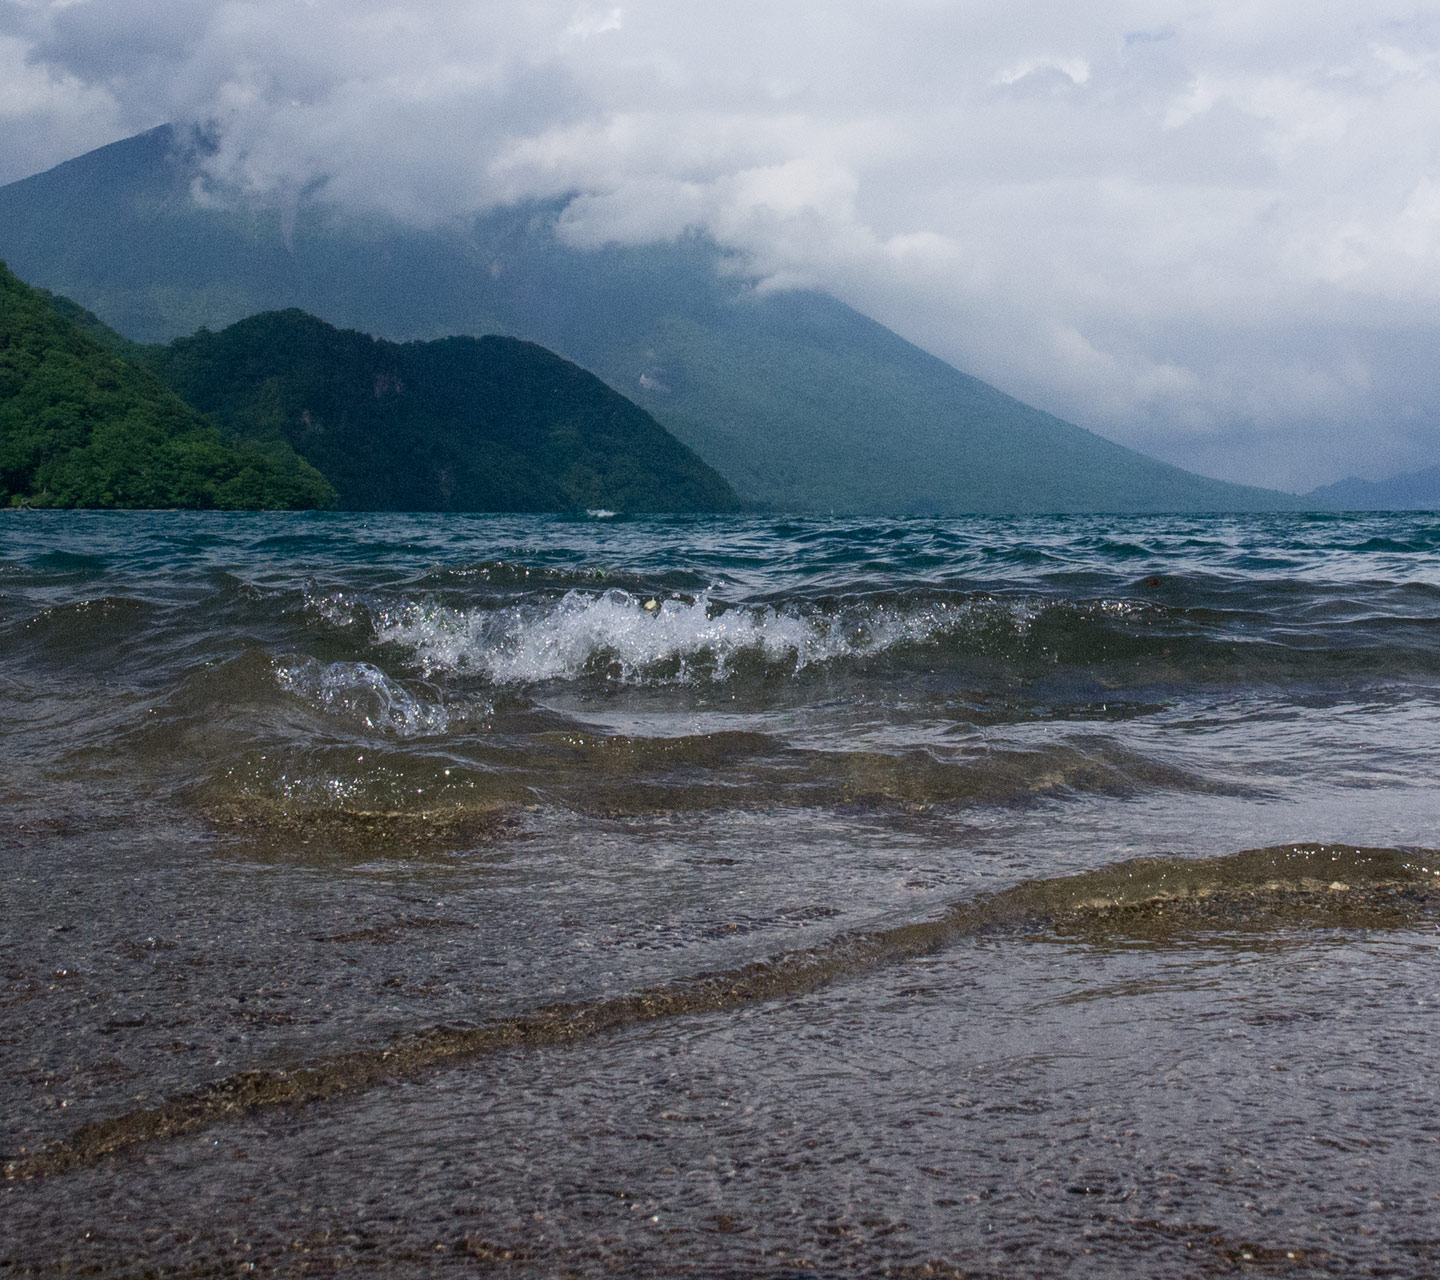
[[4, 510, 1440, 1277]]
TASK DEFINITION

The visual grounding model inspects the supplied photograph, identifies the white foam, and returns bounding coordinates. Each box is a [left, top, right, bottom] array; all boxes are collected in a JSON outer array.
[[275, 657, 451, 735], [371, 589, 979, 686]]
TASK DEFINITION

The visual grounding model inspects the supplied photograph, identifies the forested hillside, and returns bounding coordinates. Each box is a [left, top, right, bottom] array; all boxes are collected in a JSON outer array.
[[145, 309, 741, 513], [0, 262, 332, 509]]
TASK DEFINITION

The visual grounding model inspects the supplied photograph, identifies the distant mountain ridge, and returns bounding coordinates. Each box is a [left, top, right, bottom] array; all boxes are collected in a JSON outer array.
[[0, 125, 1304, 515], [1305, 466, 1440, 512]]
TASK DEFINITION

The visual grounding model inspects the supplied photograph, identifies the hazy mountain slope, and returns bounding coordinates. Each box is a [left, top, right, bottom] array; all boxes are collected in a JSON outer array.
[[0, 260, 332, 509], [1304, 466, 1440, 512], [144, 309, 740, 513], [36, 289, 148, 359], [0, 125, 1301, 514]]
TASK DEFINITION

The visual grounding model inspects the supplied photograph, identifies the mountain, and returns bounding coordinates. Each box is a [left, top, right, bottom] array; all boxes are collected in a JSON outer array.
[[0, 260, 332, 509], [0, 125, 1302, 515], [143, 309, 739, 513], [1305, 466, 1440, 512]]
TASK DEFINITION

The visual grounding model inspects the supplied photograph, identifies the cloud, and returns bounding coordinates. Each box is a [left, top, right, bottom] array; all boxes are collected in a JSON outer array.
[[5, 0, 1440, 488], [564, 7, 623, 41], [0, 32, 124, 183]]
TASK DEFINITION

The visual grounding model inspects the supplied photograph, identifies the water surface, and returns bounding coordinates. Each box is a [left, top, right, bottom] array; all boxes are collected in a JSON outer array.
[[4, 510, 1440, 1277]]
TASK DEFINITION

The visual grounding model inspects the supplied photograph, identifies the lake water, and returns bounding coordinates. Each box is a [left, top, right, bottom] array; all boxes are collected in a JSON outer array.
[[4, 510, 1440, 1277]]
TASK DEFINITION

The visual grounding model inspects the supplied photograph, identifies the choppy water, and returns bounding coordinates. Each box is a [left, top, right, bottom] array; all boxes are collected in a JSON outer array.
[[4, 509, 1440, 1277]]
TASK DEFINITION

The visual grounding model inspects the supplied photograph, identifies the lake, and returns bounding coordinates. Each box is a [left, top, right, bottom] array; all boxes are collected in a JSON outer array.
[[4, 509, 1439, 1276]]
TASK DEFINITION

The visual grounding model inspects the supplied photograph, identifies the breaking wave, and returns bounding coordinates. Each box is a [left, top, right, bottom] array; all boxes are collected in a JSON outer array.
[[348, 588, 1021, 685]]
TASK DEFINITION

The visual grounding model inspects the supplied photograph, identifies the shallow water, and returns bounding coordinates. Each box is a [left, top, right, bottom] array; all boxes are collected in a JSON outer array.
[[3, 510, 1440, 1277]]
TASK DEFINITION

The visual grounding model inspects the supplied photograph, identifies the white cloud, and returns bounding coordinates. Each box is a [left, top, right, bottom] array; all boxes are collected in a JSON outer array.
[[994, 55, 1091, 87], [564, 7, 623, 41], [0, 32, 123, 183], [6, 0, 1440, 488]]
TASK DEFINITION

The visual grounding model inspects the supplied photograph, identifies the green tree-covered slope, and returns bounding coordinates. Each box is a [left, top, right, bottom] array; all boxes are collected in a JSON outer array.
[[144, 309, 740, 512], [0, 261, 332, 509], [0, 125, 1301, 514]]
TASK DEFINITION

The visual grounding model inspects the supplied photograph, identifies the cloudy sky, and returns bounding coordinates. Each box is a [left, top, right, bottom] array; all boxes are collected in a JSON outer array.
[[4, 0, 1440, 490]]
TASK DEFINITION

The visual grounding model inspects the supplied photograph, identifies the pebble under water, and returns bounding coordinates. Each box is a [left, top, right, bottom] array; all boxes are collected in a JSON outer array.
[[3, 510, 1440, 1278]]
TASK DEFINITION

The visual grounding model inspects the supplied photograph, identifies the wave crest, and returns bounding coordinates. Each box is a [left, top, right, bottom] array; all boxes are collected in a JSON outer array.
[[275, 657, 450, 735], [370, 589, 977, 685]]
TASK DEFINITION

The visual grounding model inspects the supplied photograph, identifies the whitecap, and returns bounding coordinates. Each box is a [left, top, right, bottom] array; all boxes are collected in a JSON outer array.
[[370, 589, 983, 686]]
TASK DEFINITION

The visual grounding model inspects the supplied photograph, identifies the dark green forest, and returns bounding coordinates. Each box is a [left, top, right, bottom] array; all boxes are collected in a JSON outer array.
[[0, 262, 333, 509], [145, 310, 739, 513], [2, 262, 738, 512]]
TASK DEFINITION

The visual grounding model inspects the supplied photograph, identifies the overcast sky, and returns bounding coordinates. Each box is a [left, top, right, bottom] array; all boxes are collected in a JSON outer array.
[[4, 0, 1440, 490]]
